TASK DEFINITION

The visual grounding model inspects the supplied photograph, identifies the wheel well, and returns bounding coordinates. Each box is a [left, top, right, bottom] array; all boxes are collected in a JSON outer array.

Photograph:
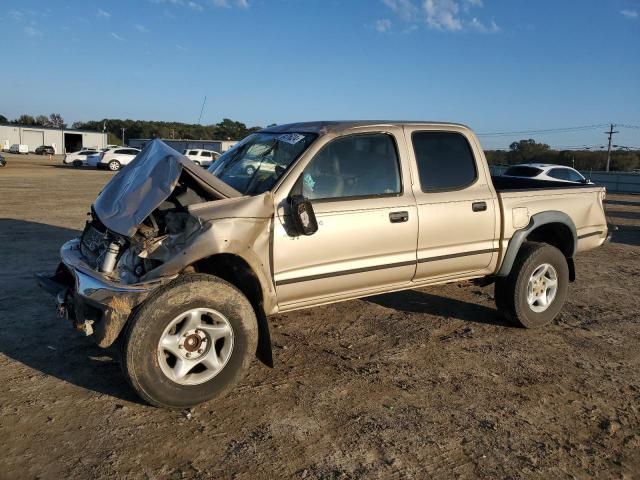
[[525, 223, 574, 258], [193, 254, 263, 309], [192, 254, 273, 367]]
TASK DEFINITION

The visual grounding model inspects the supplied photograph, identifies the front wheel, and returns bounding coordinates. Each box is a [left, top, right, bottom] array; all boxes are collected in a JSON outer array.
[[120, 274, 258, 409], [494, 242, 569, 328], [108, 160, 121, 171]]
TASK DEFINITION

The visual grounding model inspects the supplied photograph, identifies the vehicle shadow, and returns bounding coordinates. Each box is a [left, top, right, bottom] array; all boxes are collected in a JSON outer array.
[[605, 199, 640, 208], [365, 288, 513, 328], [609, 225, 640, 247], [0, 218, 142, 405]]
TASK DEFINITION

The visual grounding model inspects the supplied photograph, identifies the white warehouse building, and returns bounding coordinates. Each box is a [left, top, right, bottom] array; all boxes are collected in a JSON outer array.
[[0, 124, 108, 154]]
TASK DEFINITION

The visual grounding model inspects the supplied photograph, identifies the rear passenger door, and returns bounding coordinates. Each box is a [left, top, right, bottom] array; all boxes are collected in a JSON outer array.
[[272, 130, 418, 308], [406, 128, 498, 281]]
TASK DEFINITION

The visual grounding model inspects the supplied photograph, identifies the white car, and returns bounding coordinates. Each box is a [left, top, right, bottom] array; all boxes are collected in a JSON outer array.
[[503, 164, 591, 184], [63, 149, 98, 167], [9, 144, 29, 154], [97, 147, 141, 171], [183, 149, 220, 167]]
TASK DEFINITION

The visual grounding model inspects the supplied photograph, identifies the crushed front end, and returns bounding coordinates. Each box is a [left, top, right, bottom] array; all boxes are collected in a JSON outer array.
[[37, 139, 240, 347]]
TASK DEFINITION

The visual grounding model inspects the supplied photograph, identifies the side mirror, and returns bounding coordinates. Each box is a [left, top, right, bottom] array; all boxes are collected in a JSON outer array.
[[289, 195, 318, 236]]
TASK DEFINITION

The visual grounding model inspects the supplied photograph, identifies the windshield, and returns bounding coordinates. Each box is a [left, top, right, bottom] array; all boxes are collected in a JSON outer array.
[[207, 132, 316, 195]]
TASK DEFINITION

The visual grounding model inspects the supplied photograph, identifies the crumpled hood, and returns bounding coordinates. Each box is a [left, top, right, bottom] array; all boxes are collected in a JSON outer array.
[[93, 139, 241, 237]]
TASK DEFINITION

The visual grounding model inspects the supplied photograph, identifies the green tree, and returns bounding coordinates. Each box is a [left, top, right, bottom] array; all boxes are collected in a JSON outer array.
[[507, 139, 551, 164], [0, 114, 7, 124], [49, 113, 66, 128], [15, 114, 36, 126]]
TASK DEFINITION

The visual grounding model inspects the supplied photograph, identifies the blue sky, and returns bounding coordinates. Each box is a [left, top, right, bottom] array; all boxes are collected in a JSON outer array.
[[2, 0, 639, 149]]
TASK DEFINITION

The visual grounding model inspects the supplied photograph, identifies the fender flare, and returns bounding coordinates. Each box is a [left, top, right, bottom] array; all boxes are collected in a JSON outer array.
[[496, 211, 577, 277]]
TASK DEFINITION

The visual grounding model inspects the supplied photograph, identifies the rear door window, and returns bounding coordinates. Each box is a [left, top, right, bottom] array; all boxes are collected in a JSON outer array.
[[548, 168, 569, 181], [412, 132, 477, 191], [301, 133, 401, 200], [503, 166, 543, 177], [201, 151, 212, 157]]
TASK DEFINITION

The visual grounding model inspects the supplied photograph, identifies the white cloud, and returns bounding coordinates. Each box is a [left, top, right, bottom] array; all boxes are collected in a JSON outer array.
[[375, 18, 392, 32], [468, 17, 499, 33], [382, 0, 418, 21], [381, 0, 498, 33], [188, 1, 203, 11], [110, 32, 125, 41], [97, 9, 111, 19], [425, 0, 462, 31], [9, 10, 24, 20], [24, 25, 42, 37], [621, 9, 638, 19], [211, 0, 249, 8], [135, 23, 150, 32]]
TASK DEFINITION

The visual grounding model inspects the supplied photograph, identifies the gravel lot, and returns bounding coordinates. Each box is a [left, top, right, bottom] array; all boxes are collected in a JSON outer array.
[[0, 153, 638, 479]]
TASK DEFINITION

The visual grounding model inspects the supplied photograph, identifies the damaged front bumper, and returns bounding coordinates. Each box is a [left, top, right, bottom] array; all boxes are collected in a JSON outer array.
[[37, 239, 173, 348]]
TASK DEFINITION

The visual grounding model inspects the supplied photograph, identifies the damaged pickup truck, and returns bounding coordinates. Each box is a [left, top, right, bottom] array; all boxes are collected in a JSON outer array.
[[38, 122, 609, 408]]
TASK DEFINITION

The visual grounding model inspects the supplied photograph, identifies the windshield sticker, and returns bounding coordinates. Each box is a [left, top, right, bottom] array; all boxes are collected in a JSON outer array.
[[277, 133, 305, 145]]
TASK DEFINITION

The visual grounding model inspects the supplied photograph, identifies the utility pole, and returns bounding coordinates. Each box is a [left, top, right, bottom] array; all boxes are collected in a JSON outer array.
[[605, 123, 619, 171], [122, 127, 126, 147]]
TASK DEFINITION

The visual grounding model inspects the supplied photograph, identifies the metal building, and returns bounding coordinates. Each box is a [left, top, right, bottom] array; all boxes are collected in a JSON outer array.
[[0, 124, 108, 154], [128, 138, 237, 154]]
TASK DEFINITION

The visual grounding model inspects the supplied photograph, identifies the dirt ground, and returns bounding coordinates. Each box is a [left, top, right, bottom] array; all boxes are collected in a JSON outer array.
[[0, 153, 638, 480]]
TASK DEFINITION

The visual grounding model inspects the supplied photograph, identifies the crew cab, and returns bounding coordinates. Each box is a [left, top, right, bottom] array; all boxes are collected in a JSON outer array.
[[38, 121, 609, 409]]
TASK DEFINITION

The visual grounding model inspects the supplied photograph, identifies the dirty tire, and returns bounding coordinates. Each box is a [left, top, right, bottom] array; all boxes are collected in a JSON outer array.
[[72, 160, 83, 168], [494, 242, 569, 329], [108, 160, 121, 171], [121, 274, 258, 409]]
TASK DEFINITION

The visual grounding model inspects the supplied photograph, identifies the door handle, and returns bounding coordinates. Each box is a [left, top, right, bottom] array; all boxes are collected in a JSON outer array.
[[472, 202, 487, 212], [389, 211, 409, 223]]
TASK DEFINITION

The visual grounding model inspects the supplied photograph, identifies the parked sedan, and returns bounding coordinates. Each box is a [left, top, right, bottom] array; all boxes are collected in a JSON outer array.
[[63, 149, 99, 167], [503, 164, 591, 184], [96, 147, 141, 171], [0, 153, 6, 167], [35, 145, 55, 155]]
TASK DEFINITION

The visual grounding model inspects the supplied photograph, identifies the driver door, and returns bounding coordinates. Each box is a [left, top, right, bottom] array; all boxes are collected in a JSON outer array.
[[272, 129, 418, 310]]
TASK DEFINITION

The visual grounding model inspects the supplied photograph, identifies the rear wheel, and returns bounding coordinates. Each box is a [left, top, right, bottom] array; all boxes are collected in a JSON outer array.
[[108, 160, 121, 171], [120, 274, 258, 409], [494, 242, 569, 328]]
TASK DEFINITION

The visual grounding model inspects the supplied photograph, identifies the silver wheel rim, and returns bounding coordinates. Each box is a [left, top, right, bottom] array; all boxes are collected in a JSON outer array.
[[109, 161, 119, 171], [246, 166, 255, 175], [157, 307, 234, 386], [527, 263, 558, 313]]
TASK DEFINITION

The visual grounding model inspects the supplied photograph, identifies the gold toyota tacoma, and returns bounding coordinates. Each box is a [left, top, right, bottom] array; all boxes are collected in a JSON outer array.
[[38, 121, 609, 408]]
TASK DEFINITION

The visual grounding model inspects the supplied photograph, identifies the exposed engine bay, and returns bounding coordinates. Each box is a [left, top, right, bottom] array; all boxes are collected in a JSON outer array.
[[81, 176, 214, 284], [77, 139, 243, 285]]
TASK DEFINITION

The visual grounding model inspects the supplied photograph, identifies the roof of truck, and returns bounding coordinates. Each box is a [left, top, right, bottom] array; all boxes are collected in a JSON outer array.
[[260, 121, 469, 135]]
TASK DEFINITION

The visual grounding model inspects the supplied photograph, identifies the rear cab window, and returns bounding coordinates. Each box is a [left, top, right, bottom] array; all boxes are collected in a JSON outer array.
[[411, 131, 477, 191]]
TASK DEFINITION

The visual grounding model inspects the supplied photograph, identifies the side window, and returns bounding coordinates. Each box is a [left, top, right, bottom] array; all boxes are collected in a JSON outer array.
[[566, 169, 583, 182], [188, 150, 198, 156], [301, 133, 401, 200], [412, 131, 477, 191], [201, 151, 212, 157], [548, 168, 568, 180]]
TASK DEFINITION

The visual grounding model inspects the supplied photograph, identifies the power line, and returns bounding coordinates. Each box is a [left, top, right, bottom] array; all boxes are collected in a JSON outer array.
[[477, 124, 607, 137]]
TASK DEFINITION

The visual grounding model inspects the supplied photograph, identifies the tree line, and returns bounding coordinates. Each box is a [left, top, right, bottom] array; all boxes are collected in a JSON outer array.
[[2, 114, 638, 171], [485, 139, 639, 172]]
